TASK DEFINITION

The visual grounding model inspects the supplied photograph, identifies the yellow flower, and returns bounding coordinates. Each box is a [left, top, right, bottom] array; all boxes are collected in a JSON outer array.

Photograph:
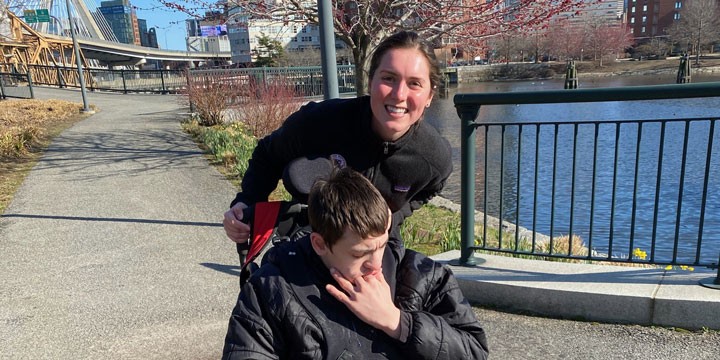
[[633, 248, 647, 260]]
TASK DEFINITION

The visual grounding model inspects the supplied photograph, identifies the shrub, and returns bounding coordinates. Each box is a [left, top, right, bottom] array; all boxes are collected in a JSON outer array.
[[231, 76, 303, 138], [184, 71, 247, 127]]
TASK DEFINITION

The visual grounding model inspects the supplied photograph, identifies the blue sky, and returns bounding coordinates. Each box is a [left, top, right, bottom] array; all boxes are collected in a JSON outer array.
[[129, 0, 205, 50]]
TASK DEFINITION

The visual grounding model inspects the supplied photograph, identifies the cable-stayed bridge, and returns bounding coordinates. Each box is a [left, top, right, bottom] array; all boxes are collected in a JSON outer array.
[[1, 0, 229, 68]]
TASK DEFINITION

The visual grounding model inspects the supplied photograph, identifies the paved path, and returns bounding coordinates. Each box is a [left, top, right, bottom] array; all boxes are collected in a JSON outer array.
[[1, 88, 239, 359], [2, 87, 719, 359]]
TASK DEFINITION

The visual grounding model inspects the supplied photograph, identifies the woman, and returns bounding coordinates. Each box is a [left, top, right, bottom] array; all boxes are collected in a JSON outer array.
[[223, 30, 452, 247]]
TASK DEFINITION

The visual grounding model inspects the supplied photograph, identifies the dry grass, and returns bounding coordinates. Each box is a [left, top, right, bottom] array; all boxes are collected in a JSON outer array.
[[0, 99, 91, 213]]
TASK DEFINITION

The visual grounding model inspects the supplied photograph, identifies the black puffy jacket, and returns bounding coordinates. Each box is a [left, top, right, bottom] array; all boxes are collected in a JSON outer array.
[[230, 96, 453, 223], [222, 238, 489, 359]]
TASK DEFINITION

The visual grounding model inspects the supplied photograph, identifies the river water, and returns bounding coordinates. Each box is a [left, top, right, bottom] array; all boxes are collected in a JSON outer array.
[[424, 72, 720, 264]]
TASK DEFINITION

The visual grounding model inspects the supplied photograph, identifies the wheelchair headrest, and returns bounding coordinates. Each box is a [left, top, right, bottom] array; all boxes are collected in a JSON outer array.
[[282, 156, 335, 204]]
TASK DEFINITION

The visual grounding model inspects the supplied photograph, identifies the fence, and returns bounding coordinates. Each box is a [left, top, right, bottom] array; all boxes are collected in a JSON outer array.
[[0, 71, 34, 99], [187, 65, 357, 98], [454, 82, 720, 277], [0, 64, 357, 97]]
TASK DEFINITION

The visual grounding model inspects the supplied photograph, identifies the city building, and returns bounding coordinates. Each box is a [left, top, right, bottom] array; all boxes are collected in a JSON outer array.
[[626, 0, 684, 40], [224, 5, 346, 66], [555, 0, 625, 26], [137, 19, 158, 48], [98, 0, 140, 45], [186, 11, 231, 55]]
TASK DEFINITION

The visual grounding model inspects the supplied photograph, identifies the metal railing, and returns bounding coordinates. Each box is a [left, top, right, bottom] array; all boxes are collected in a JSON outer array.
[[4, 64, 187, 94], [0, 64, 357, 97], [188, 65, 357, 98], [454, 83, 720, 276], [0, 71, 34, 99]]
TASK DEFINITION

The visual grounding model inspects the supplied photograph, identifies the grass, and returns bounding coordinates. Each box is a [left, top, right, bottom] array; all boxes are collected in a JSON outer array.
[[0, 99, 92, 214]]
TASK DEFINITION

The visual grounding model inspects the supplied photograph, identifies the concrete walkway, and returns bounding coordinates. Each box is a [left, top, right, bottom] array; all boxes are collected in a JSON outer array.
[[1, 88, 239, 359], [2, 87, 719, 359]]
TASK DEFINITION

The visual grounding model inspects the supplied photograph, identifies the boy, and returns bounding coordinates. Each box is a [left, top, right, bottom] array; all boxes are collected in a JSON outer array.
[[222, 168, 488, 359]]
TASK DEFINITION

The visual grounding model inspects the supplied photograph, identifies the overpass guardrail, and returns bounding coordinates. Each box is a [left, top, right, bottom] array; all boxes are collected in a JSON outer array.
[[453, 83, 720, 284]]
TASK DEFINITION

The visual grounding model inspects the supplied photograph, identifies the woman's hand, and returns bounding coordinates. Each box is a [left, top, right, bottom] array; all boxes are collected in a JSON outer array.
[[223, 202, 251, 243]]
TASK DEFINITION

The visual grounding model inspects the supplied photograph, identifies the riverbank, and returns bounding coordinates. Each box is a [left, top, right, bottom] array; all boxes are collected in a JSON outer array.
[[456, 54, 720, 82]]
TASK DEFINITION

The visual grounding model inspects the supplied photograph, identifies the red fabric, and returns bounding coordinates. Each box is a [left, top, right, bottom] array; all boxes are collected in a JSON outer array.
[[245, 201, 281, 265]]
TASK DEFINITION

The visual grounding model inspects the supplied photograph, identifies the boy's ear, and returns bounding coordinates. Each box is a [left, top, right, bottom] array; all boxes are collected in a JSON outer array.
[[310, 232, 329, 256]]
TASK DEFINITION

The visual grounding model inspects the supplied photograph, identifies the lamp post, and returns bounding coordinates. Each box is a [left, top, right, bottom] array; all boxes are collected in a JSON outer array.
[[64, 0, 92, 113]]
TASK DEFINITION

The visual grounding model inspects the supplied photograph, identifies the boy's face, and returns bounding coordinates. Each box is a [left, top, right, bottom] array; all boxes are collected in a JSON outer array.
[[311, 217, 391, 284]]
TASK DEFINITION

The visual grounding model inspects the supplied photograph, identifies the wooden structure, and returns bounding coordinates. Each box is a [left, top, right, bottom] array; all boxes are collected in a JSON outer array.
[[1, 10, 92, 87]]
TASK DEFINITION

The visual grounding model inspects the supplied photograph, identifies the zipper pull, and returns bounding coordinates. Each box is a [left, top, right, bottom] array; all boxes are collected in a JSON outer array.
[[383, 142, 389, 155]]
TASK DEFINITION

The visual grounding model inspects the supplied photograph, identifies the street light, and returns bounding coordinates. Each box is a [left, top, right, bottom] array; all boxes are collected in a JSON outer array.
[[64, 0, 92, 113]]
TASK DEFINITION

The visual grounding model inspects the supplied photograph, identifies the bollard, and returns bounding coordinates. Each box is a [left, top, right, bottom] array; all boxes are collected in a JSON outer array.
[[564, 60, 578, 89], [676, 54, 691, 84]]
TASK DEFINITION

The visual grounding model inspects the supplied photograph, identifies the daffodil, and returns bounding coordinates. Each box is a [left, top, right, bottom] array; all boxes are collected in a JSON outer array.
[[632, 248, 647, 260]]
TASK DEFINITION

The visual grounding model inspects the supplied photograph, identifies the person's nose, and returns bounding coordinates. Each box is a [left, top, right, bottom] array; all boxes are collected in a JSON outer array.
[[390, 81, 408, 100], [363, 251, 383, 274]]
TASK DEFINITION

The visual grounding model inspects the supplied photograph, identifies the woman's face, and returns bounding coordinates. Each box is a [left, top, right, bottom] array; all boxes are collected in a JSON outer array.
[[369, 47, 434, 142]]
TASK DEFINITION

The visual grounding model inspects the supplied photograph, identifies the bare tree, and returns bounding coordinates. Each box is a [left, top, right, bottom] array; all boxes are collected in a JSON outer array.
[[165, 0, 590, 94], [583, 20, 633, 66], [545, 19, 584, 61], [634, 37, 673, 58], [666, 0, 720, 64]]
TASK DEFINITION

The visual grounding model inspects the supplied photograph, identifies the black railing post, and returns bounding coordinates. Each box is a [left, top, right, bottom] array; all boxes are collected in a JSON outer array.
[[699, 253, 720, 290], [450, 101, 484, 267], [0, 73, 5, 99], [27, 71, 34, 99], [160, 69, 167, 94], [121, 69, 128, 94], [56, 66, 64, 88]]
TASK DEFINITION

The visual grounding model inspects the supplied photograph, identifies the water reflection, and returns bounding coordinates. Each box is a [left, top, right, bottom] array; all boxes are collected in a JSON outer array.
[[425, 74, 720, 263]]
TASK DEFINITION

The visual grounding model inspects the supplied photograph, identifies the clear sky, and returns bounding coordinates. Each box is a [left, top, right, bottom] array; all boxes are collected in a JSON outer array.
[[129, 0, 206, 51]]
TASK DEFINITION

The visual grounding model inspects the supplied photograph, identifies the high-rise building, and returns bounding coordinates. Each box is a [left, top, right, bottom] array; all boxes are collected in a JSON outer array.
[[99, 0, 140, 45], [136, 19, 158, 48]]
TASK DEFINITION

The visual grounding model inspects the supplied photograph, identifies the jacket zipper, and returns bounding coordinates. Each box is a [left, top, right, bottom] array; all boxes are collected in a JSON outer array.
[[368, 142, 390, 182]]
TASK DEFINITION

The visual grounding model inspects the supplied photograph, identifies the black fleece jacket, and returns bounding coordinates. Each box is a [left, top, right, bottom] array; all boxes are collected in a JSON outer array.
[[230, 96, 453, 222], [222, 237, 489, 359]]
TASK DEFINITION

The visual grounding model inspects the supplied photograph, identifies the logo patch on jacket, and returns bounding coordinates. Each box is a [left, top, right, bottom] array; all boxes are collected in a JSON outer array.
[[393, 185, 411, 192], [330, 154, 347, 169]]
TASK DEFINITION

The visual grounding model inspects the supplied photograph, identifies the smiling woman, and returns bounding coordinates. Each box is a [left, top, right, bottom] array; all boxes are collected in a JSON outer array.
[[222, 31, 453, 254]]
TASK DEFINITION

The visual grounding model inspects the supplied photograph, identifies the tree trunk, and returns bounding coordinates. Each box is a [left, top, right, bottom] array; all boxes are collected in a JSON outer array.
[[351, 34, 375, 96]]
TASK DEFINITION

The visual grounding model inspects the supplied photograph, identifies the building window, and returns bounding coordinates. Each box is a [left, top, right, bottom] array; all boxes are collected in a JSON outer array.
[[630, 17, 635, 24], [643, 5, 647, 11], [642, 16, 647, 23], [675, 1, 682, 9], [641, 26, 646, 33], [631, 6, 635, 13], [674, 12, 681, 20]]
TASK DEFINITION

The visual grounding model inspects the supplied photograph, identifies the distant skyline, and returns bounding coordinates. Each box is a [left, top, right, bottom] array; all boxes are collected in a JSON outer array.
[[130, 0, 197, 51]]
